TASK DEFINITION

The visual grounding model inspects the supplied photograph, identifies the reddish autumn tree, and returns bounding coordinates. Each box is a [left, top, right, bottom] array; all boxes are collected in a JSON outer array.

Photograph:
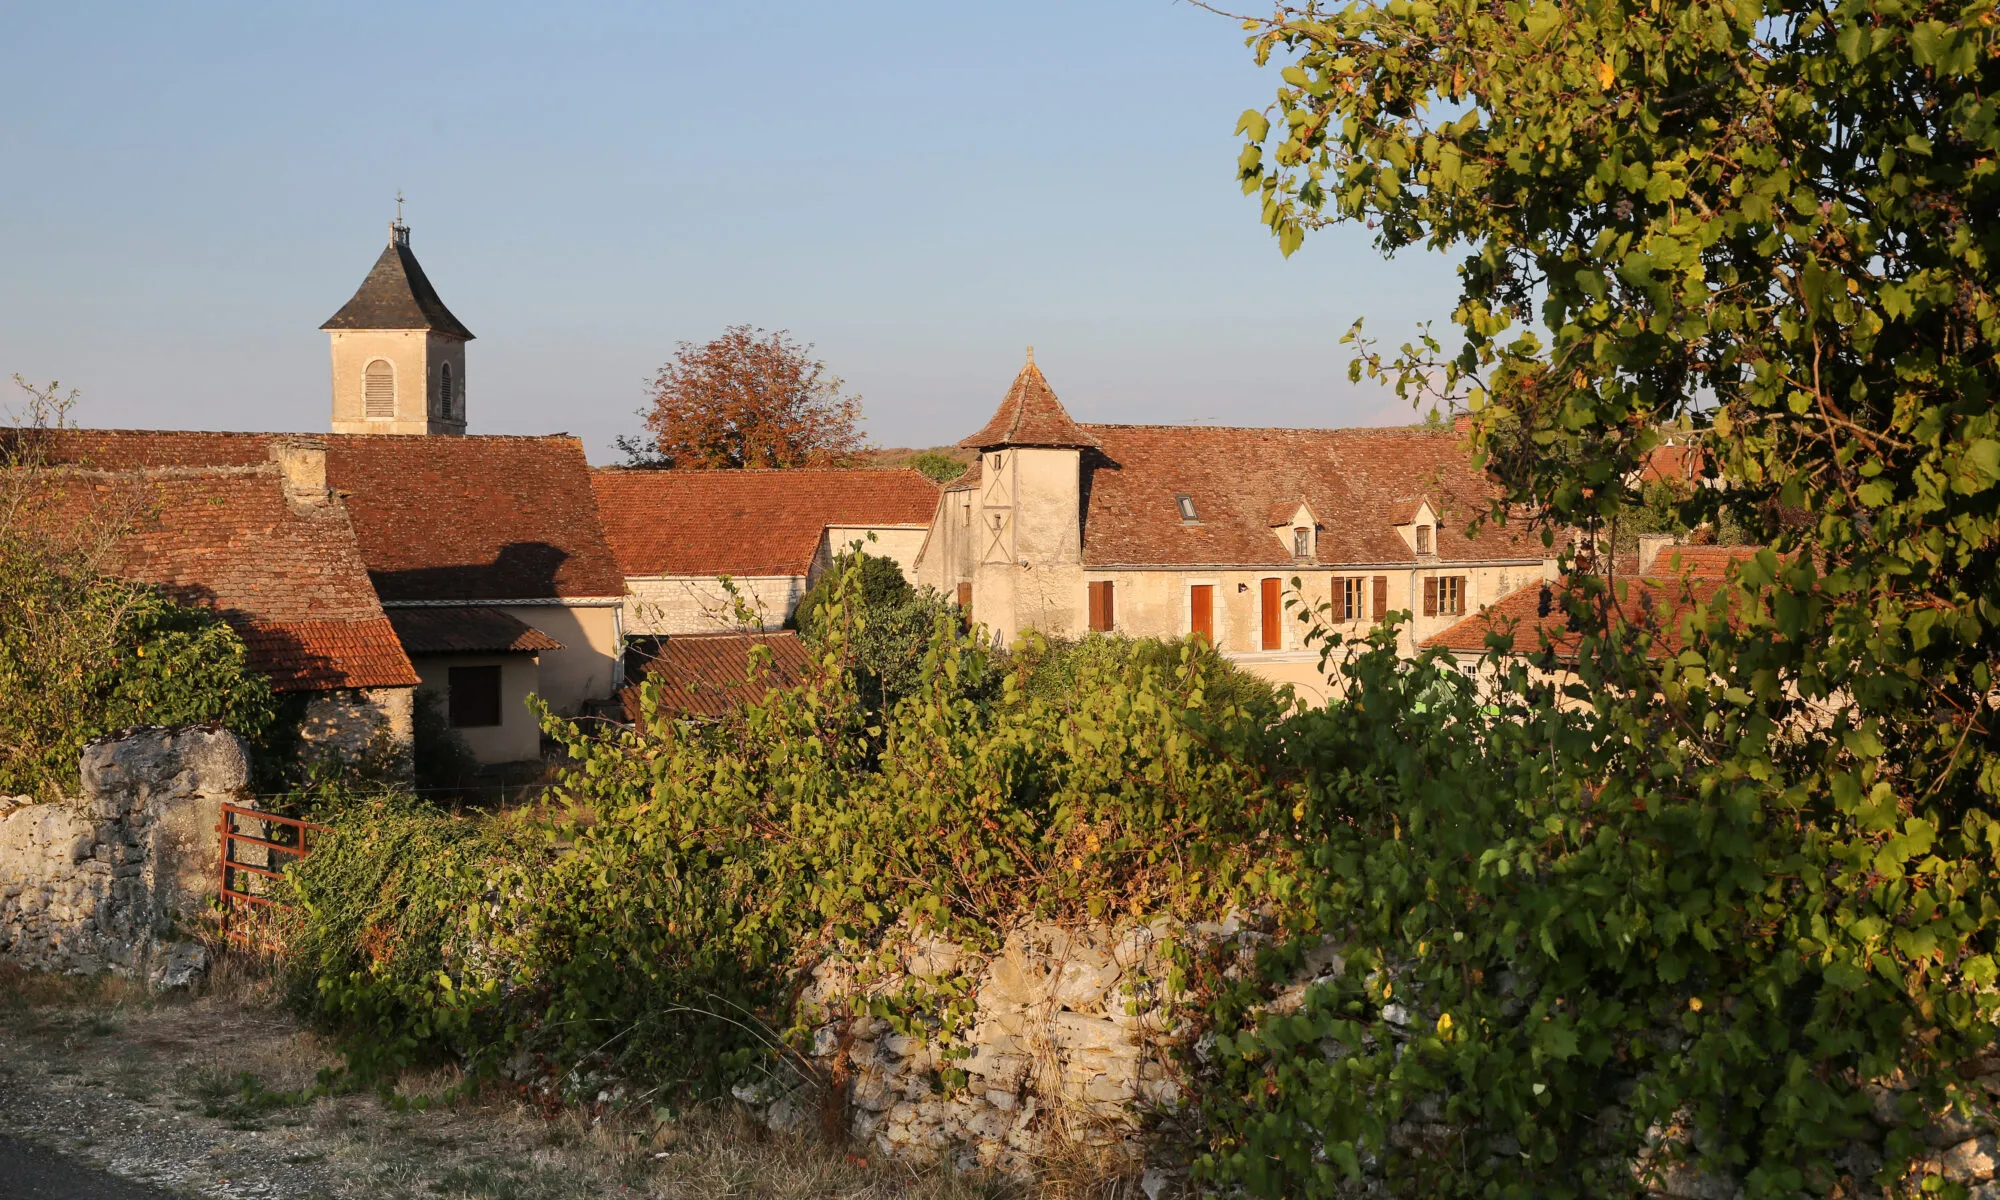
[[624, 326, 864, 469]]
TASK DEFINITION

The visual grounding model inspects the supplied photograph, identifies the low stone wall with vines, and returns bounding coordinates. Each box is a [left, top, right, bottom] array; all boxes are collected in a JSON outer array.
[[0, 726, 245, 984], [763, 921, 1210, 1175]]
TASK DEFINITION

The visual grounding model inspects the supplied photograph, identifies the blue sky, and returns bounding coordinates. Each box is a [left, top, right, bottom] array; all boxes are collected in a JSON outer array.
[[0, 1, 1463, 462]]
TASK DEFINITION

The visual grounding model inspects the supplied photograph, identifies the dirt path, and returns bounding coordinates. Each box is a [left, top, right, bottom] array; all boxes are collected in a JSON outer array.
[[0, 966, 1013, 1200]]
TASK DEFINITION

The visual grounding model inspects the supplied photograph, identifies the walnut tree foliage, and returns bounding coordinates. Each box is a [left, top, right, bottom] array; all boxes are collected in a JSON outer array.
[[1201, 0, 2000, 1195]]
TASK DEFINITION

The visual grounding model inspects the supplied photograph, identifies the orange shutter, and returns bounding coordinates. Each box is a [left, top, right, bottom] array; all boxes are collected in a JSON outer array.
[[1088, 581, 1115, 632], [1423, 577, 1438, 616], [957, 582, 973, 629], [1373, 575, 1388, 623], [1454, 576, 1468, 615], [1190, 585, 1214, 643], [1261, 578, 1281, 650]]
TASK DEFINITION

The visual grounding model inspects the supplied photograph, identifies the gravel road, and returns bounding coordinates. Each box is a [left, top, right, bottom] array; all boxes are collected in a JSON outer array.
[[0, 1133, 180, 1199]]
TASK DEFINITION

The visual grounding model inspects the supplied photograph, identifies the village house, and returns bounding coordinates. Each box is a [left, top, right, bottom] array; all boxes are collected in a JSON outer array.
[[30, 220, 628, 766], [590, 467, 939, 638], [24, 439, 422, 760], [913, 354, 1552, 701]]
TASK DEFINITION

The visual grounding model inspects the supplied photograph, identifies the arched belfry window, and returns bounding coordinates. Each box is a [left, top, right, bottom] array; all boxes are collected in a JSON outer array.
[[439, 362, 454, 417], [363, 360, 395, 418]]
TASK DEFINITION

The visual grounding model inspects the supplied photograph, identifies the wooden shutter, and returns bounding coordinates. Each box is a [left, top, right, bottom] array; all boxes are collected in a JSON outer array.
[[1373, 575, 1388, 623], [957, 582, 973, 629], [447, 665, 503, 728], [363, 360, 395, 418], [1423, 577, 1438, 616], [1190, 585, 1214, 642], [1088, 581, 1115, 632], [1260, 578, 1281, 649], [1452, 575, 1469, 615]]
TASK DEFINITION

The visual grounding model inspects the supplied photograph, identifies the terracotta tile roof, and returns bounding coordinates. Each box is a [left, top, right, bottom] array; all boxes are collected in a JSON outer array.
[[387, 607, 564, 655], [621, 631, 811, 720], [958, 361, 1100, 450], [238, 618, 419, 691], [1639, 441, 1704, 485], [30, 431, 627, 603], [320, 232, 474, 340], [323, 435, 625, 602], [589, 468, 939, 578], [28, 465, 417, 692], [1076, 424, 1544, 568], [1422, 544, 1764, 658]]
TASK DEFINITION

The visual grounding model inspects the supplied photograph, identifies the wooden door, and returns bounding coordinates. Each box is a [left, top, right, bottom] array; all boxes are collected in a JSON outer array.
[[1260, 578, 1281, 650], [1189, 585, 1214, 643]]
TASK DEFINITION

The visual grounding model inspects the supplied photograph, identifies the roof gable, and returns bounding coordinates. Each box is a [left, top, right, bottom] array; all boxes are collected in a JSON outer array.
[[319, 232, 474, 340], [958, 360, 1100, 451], [590, 468, 940, 578]]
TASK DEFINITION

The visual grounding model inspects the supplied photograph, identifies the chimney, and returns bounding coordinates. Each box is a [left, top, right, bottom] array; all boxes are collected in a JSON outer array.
[[269, 437, 330, 510], [1638, 532, 1676, 574]]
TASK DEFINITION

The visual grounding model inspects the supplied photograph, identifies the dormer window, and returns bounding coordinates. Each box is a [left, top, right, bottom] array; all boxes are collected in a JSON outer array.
[[1293, 527, 1310, 557], [1176, 494, 1198, 522], [1416, 525, 1432, 555]]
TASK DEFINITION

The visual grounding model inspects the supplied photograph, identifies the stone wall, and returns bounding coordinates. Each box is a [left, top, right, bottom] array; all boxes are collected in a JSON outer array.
[[763, 920, 2000, 1197], [0, 727, 247, 983], [764, 920, 1204, 1177]]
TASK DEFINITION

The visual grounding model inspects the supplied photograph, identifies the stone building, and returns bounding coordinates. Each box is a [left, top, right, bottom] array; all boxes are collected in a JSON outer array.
[[323, 218, 473, 437], [590, 467, 939, 636], [915, 356, 1552, 701], [24, 436, 421, 758]]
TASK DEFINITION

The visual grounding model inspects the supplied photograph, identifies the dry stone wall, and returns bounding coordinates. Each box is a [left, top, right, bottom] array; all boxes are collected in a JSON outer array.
[[756, 920, 2000, 1197], [754, 919, 1223, 1177], [0, 726, 247, 985]]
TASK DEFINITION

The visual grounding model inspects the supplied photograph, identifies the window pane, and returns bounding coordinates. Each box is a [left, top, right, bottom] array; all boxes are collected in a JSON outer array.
[[447, 665, 503, 728]]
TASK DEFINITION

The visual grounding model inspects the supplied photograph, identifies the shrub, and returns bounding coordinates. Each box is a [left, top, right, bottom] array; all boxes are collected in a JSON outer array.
[[285, 559, 1286, 1098], [907, 450, 967, 484]]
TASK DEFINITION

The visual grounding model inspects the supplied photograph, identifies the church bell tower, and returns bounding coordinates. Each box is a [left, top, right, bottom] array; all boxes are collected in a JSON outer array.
[[322, 211, 474, 436]]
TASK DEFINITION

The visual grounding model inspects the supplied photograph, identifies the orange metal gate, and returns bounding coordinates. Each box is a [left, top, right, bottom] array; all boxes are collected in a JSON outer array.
[[217, 803, 326, 944]]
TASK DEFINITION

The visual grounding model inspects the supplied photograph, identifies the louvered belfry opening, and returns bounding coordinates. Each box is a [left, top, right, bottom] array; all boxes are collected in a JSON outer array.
[[363, 359, 395, 418]]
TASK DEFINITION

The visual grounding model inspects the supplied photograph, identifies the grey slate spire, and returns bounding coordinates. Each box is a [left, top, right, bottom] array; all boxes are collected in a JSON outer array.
[[320, 220, 475, 341]]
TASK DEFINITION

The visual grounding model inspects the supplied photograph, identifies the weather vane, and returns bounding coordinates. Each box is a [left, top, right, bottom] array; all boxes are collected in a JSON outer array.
[[395, 190, 405, 223]]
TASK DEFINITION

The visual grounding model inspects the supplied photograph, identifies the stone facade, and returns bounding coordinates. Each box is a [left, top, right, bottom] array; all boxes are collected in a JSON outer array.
[[299, 685, 415, 768], [0, 727, 247, 983]]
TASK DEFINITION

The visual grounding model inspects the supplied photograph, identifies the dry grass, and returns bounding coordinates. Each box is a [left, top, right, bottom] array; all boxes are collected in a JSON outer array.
[[0, 958, 1148, 1200]]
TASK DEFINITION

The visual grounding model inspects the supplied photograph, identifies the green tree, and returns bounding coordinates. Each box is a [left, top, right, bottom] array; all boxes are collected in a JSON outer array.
[[1207, 1, 2000, 1195], [907, 450, 967, 484]]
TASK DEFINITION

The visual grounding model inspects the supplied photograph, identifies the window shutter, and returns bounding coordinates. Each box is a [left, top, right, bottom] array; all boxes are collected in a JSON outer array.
[[1190, 585, 1214, 642], [1373, 575, 1388, 622], [1454, 576, 1469, 615], [1088, 581, 1115, 632], [1423, 577, 1438, 616], [1103, 580, 1114, 630], [957, 581, 973, 629], [1260, 578, 1281, 649], [363, 360, 395, 418]]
